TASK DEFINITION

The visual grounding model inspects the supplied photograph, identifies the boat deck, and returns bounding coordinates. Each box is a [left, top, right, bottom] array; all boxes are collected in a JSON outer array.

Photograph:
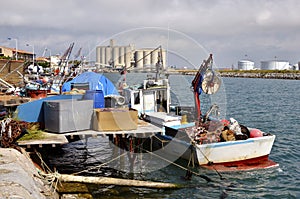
[[17, 121, 162, 148]]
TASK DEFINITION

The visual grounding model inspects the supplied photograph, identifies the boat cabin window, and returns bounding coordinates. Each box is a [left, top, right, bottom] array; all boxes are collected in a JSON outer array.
[[134, 92, 140, 105], [156, 89, 168, 112]]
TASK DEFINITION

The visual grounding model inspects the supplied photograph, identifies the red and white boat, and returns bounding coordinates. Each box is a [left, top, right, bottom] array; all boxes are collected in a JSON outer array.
[[130, 53, 278, 171]]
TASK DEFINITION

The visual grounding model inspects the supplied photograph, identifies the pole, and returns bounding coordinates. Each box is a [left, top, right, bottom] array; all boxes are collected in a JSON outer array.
[[15, 39, 18, 60], [8, 38, 18, 60], [58, 174, 183, 189], [26, 44, 35, 66]]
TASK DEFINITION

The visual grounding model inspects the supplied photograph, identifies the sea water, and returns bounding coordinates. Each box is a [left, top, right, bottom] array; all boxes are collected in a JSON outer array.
[[46, 73, 300, 198]]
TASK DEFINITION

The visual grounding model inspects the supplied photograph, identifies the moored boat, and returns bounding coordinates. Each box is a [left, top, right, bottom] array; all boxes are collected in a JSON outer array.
[[124, 53, 278, 171]]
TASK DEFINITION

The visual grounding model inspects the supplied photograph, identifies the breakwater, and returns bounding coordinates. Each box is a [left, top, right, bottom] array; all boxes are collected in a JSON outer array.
[[166, 69, 300, 80], [219, 71, 300, 80]]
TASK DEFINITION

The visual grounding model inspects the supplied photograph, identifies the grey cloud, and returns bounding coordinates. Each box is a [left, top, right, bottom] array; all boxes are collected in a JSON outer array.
[[1, 0, 300, 67]]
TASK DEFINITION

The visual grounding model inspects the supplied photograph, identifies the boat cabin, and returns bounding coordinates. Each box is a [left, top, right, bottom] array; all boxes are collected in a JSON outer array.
[[122, 76, 170, 116]]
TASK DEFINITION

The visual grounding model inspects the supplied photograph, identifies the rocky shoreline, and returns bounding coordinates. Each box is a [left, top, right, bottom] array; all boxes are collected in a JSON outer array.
[[0, 148, 58, 199], [219, 72, 300, 80]]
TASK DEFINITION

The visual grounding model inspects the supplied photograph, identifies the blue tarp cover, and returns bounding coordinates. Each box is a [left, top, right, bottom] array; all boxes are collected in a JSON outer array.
[[61, 72, 118, 96]]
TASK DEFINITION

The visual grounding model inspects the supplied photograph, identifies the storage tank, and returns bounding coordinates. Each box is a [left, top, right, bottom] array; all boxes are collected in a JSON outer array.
[[96, 47, 100, 66], [238, 60, 255, 70], [105, 47, 112, 65], [151, 50, 159, 67], [124, 46, 132, 68], [135, 50, 143, 68], [143, 50, 151, 67], [260, 60, 290, 70], [100, 47, 105, 66], [119, 47, 125, 66], [113, 47, 119, 67]]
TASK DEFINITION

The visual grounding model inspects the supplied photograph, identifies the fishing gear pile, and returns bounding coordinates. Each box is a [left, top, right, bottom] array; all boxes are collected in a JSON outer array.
[[0, 118, 28, 148]]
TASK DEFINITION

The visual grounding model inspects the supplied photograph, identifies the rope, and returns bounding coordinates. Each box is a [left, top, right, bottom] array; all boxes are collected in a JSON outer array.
[[71, 150, 128, 175], [192, 142, 224, 180], [137, 145, 213, 183]]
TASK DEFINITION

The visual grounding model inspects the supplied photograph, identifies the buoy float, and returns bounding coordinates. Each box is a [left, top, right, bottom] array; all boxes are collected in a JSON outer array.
[[250, 129, 263, 138]]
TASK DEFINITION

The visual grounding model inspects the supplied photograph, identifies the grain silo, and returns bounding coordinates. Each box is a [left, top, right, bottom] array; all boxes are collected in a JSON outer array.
[[260, 60, 290, 70], [96, 39, 134, 68], [135, 50, 144, 68], [143, 49, 151, 67], [238, 60, 255, 70]]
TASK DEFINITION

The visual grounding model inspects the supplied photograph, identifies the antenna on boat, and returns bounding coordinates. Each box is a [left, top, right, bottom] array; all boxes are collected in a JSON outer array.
[[155, 45, 164, 81]]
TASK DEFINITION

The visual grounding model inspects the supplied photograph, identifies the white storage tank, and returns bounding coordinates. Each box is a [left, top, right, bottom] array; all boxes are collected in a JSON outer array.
[[124, 46, 132, 68], [143, 50, 151, 67], [260, 60, 290, 70], [119, 47, 125, 66], [151, 50, 159, 67], [100, 47, 105, 66], [113, 47, 119, 66], [105, 47, 112, 65], [135, 50, 144, 68], [238, 60, 255, 70]]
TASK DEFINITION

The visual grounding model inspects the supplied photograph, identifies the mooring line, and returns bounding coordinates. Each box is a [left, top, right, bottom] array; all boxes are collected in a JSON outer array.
[[71, 150, 128, 175], [138, 145, 213, 183], [192, 142, 224, 180]]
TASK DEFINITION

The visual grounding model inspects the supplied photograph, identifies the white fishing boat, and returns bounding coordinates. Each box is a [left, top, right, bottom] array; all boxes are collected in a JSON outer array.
[[123, 53, 278, 171]]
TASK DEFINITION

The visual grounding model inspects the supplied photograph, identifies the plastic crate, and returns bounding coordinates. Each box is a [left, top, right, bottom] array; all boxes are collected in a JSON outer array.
[[43, 99, 93, 133]]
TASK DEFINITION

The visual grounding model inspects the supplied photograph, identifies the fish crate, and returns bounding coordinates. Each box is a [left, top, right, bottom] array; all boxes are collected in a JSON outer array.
[[43, 99, 93, 133]]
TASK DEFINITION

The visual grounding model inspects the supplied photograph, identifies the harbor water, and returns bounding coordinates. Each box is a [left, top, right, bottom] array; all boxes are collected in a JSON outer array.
[[45, 73, 300, 198]]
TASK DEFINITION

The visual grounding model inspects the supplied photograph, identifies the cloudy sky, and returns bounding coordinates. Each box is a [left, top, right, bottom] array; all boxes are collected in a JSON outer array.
[[1, 0, 300, 68]]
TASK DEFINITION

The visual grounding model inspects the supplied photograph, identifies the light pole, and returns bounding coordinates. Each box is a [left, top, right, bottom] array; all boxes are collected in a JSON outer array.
[[8, 37, 18, 60], [26, 44, 35, 67]]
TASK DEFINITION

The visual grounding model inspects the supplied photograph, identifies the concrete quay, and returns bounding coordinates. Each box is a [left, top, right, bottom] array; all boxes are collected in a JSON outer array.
[[0, 148, 58, 199]]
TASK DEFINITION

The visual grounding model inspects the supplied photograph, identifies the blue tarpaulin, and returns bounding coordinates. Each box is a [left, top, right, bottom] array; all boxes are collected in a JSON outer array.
[[61, 72, 118, 96]]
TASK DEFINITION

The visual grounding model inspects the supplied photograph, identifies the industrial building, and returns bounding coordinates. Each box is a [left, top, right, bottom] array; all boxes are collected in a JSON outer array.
[[96, 40, 134, 69], [96, 40, 166, 70], [237, 60, 255, 70], [260, 60, 291, 70], [134, 48, 166, 69]]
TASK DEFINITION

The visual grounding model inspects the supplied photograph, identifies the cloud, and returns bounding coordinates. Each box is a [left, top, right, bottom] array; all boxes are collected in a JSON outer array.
[[1, 0, 300, 67]]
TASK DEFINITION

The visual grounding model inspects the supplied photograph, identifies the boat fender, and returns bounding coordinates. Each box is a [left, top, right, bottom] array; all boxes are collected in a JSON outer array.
[[249, 129, 263, 138]]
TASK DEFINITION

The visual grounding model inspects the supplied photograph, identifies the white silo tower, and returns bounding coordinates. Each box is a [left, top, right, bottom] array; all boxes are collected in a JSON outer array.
[[124, 46, 132, 68], [96, 47, 100, 67], [151, 49, 159, 67], [113, 47, 119, 67], [143, 49, 151, 67], [105, 47, 112, 66], [100, 47, 105, 66], [135, 50, 143, 68], [119, 47, 125, 66]]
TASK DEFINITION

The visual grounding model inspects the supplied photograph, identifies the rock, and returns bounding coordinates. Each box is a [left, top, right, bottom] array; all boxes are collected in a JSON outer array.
[[0, 148, 58, 199]]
